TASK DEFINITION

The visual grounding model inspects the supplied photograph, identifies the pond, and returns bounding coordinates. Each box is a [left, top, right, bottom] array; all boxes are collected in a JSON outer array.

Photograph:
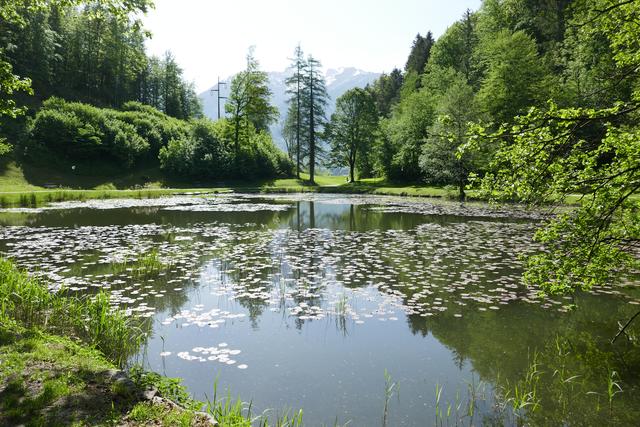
[[1, 194, 639, 426]]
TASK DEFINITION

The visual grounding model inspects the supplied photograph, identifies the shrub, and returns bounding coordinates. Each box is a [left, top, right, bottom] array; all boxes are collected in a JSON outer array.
[[28, 97, 160, 168], [159, 119, 292, 181], [159, 136, 194, 176]]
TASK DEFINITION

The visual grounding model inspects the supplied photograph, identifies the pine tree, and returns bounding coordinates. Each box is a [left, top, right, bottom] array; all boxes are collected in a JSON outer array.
[[302, 55, 328, 184], [404, 31, 435, 76], [285, 44, 307, 178]]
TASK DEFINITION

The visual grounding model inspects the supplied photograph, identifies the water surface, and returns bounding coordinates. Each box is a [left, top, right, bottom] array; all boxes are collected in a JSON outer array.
[[1, 194, 638, 426]]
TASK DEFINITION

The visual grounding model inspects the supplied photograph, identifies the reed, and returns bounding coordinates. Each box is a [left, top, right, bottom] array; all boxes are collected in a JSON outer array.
[[0, 258, 144, 367], [382, 369, 399, 427]]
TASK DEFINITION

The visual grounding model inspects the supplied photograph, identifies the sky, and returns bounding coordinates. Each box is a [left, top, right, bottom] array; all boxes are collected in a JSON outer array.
[[142, 0, 482, 93]]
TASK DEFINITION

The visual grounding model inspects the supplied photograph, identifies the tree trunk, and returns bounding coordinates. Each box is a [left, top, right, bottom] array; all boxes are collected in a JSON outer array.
[[309, 69, 315, 184], [296, 67, 301, 179]]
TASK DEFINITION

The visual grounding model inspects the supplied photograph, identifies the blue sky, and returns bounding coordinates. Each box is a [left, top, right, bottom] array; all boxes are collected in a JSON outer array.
[[143, 0, 482, 92]]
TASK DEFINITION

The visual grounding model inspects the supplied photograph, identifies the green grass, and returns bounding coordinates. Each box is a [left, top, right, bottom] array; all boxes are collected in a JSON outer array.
[[0, 328, 213, 426], [2, 159, 637, 207], [0, 258, 144, 367], [128, 402, 197, 426], [249, 174, 455, 198], [0, 160, 42, 191], [0, 160, 460, 207]]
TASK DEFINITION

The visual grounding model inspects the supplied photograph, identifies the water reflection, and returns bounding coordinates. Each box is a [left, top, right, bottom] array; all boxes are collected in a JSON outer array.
[[0, 194, 638, 426]]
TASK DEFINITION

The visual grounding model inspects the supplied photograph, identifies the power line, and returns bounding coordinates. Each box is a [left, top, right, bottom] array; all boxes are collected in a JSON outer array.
[[210, 76, 227, 119]]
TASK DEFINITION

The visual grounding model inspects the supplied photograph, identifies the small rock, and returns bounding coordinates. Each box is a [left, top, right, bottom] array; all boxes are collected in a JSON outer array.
[[195, 411, 219, 426], [142, 387, 157, 400]]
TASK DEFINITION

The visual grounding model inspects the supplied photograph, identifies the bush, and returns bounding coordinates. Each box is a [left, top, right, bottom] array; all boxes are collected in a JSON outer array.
[[27, 97, 292, 180], [159, 119, 292, 181], [118, 109, 189, 155], [159, 136, 194, 176], [30, 108, 104, 160], [28, 97, 186, 169]]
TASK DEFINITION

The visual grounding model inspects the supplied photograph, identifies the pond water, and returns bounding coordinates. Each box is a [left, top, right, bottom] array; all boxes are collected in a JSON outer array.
[[1, 194, 639, 426]]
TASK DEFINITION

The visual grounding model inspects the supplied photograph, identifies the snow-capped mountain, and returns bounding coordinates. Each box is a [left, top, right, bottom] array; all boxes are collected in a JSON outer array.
[[199, 67, 380, 149]]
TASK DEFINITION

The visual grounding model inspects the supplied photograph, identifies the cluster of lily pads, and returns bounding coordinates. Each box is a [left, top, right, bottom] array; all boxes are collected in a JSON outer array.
[[0, 194, 638, 367]]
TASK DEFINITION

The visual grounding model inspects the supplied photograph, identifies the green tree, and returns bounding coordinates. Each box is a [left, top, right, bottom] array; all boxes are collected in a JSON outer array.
[[420, 70, 482, 200], [466, 0, 640, 298], [302, 55, 328, 184], [225, 47, 278, 158], [282, 102, 308, 166], [477, 29, 546, 124], [0, 0, 200, 123], [400, 32, 435, 96], [405, 32, 435, 77], [429, 9, 480, 87], [380, 89, 436, 181], [285, 44, 307, 178], [326, 88, 378, 182], [368, 68, 403, 118]]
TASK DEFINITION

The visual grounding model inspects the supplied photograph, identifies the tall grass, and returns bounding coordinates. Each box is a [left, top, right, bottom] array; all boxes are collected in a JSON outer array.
[[382, 369, 399, 427], [204, 378, 305, 427], [0, 258, 144, 366]]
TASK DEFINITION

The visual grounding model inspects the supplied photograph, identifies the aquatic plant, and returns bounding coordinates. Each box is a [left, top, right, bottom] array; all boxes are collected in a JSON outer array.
[[205, 378, 305, 427], [0, 258, 144, 366], [606, 370, 623, 416], [382, 369, 398, 427], [501, 351, 542, 416], [132, 248, 166, 276]]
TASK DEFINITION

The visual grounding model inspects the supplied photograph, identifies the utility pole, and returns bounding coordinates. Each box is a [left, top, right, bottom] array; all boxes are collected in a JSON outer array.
[[210, 76, 227, 119]]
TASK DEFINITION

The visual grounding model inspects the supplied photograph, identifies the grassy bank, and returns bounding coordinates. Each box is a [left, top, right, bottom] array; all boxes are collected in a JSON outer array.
[[0, 259, 303, 426], [9, 158, 631, 207], [0, 329, 215, 426], [0, 160, 460, 207]]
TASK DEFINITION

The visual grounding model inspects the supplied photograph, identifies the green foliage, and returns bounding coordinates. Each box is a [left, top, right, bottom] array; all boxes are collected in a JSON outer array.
[[284, 44, 308, 177], [476, 29, 546, 123], [470, 101, 639, 294], [0, 257, 144, 367], [429, 10, 479, 87], [419, 69, 485, 198], [0, 140, 11, 157], [226, 48, 278, 156], [404, 32, 435, 82], [468, 4, 640, 295], [301, 55, 329, 183], [159, 117, 291, 181], [0, 0, 200, 121], [367, 68, 403, 118], [29, 98, 152, 168], [379, 88, 436, 181], [326, 88, 378, 181], [129, 366, 201, 411]]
